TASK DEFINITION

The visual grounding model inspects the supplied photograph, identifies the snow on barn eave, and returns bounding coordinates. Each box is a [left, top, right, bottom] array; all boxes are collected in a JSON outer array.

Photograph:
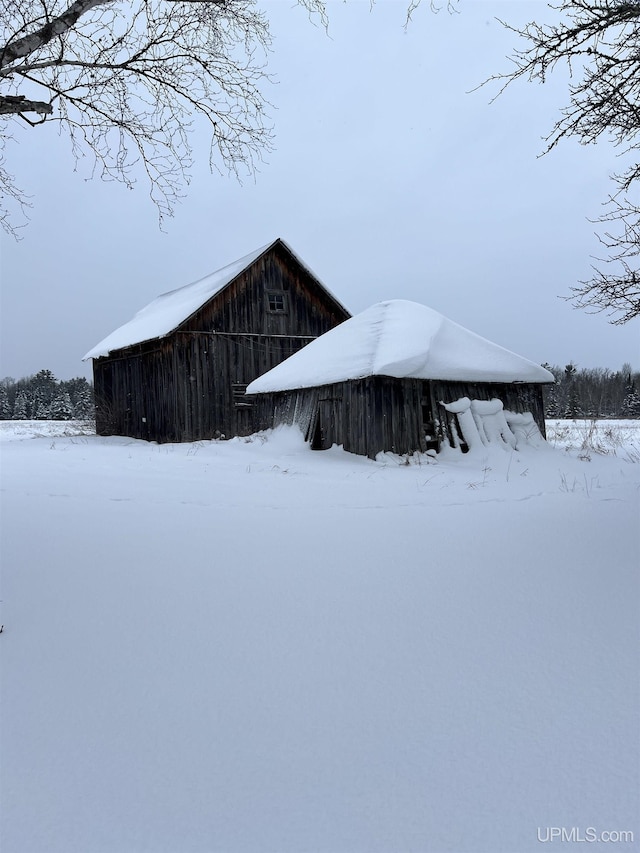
[[82, 238, 349, 361], [246, 300, 555, 394]]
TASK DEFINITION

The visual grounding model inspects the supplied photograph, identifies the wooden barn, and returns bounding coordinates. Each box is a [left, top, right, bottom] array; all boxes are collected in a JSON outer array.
[[83, 239, 351, 442], [247, 300, 555, 458]]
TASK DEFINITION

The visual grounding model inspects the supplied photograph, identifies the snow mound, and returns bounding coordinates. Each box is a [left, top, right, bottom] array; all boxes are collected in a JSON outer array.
[[443, 397, 545, 451], [247, 300, 554, 392]]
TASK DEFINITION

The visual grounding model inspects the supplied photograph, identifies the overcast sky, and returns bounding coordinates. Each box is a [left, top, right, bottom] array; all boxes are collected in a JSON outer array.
[[1, 0, 638, 382]]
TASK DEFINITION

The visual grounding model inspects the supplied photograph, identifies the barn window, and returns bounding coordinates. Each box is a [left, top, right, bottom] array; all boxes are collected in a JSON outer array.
[[267, 291, 287, 313], [232, 383, 254, 409]]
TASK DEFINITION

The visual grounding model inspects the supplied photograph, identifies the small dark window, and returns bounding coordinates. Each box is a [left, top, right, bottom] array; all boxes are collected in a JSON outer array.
[[267, 291, 287, 313], [232, 383, 253, 409]]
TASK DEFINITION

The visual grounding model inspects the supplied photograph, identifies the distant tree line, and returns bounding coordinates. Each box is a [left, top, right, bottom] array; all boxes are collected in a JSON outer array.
[[542, 363, 640, 419], [0, 370, 94, 420]]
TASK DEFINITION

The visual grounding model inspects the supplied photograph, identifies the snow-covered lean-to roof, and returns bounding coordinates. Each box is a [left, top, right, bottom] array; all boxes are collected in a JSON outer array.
[[83, 239, 346, 361], [247, 300, 555, 393]]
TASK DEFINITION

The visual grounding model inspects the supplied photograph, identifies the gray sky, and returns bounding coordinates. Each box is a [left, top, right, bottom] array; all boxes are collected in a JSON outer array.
[[1, 0, 638, 382]]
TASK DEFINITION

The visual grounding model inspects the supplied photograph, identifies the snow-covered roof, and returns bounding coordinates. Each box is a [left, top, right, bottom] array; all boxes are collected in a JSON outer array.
[[83, 239, 346, 360], [247, 300, 555, 393]]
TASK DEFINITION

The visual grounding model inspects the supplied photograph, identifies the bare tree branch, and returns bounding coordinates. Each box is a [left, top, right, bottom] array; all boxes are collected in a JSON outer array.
[[0, 0, 276, 230], [1, 0, 113, 69], [0, 0, 440, 233], [485, 0, 640, 325], [0, 93, 52, 114]]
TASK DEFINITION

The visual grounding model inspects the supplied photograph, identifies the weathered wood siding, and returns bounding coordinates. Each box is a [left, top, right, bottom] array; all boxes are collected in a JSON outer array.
[[253, 377, 427, 459], [93, 241, 350, 441], [254, 377, 548, 459]]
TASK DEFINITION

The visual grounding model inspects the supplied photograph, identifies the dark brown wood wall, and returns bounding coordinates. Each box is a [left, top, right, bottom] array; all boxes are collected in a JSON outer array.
[[254, 377, 428, 459], [93, 244, 350, 442], [181, 247, 347, 338], [254, 377, 548, 459]]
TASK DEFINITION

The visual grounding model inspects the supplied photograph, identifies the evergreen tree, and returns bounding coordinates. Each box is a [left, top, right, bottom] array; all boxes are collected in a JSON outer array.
[[33, 370, 57, 407], [0, 386, 11, 419], [561, 363, 580, 418], [544, 388, 560, 417], [73, 387, 94, 419], [564, 387, 582, 419], [50, 390, 73, 420], [34, 399, 50, 419], [621, 377, 640, 418], [541, 363, 560, 417], [13, 391, 28, 419]]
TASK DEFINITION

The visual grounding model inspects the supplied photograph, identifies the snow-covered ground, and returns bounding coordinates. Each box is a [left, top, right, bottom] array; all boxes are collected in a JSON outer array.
[[1, 420, 638, 853]]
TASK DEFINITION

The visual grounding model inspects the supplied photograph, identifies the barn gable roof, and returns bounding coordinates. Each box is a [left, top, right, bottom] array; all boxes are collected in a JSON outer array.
[[247, 300, 555, 392], [83, 239, 348, 360]]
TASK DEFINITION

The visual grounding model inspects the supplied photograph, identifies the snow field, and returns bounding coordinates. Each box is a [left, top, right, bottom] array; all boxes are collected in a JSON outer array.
[[1, 421, 638, 852]]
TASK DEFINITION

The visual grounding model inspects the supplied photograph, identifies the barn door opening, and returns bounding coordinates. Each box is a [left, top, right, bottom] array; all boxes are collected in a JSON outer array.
[[310, 399, 335, 450], [232, 383, 254, 437]]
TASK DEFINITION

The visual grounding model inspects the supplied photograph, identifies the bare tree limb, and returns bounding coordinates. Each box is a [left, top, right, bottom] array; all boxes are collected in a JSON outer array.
[[485, 0, 640, 325], [1, 0, 115, 69], [0, 0, 436, 233], [0, 0, 275, 230], [0, 93, 52, 114]]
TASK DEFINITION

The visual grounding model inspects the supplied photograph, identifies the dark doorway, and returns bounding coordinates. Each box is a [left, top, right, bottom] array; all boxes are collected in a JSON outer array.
[[311, 399, 337, 450]]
